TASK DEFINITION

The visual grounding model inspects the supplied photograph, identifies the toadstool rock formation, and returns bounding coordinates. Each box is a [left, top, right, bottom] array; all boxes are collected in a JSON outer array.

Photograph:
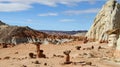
[[86, 0, 120, 42], [63, 50, 71, 64], [34, 42, 42, 58]]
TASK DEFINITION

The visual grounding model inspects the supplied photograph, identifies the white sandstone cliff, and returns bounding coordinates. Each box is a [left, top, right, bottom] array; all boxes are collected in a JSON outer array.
[[86, 0, 120, 42]]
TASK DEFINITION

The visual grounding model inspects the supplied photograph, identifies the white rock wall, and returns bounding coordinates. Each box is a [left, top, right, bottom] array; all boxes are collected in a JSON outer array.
[[86, 0, 120, 42]]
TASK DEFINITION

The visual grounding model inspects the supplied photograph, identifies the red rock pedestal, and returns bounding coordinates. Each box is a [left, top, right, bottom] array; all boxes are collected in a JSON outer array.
[[36, 45, 40, 58], [66, 54, 70, 63], [34, 42, 42, 58], [63, 50, 72, 64]]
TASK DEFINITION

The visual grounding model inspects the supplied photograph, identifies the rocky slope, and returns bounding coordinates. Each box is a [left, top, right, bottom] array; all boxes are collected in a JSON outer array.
[[86, 0, 120, 42], [0, 22, 47, 44], [40, 30, 87, 36], [0, 21, 83, 45]]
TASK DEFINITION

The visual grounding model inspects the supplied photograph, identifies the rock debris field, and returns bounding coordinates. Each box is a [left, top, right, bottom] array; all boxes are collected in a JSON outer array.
[[0, 41, 120, 67]]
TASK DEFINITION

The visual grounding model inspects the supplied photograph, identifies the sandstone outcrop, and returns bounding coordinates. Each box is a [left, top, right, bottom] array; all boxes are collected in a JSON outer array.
[[0, 21, 82, 45], [114, 35, 120, 58], [0, 25, 47, 44], [86, 0, 120, 42], [85, 0, 120, 59]]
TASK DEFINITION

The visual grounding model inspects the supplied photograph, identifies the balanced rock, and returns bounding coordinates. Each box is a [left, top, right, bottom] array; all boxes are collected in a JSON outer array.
[[86, 0, 120, 42]]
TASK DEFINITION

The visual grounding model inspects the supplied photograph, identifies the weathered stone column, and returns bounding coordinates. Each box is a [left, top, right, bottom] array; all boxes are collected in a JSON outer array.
[[108, 34, 117, 48], [63, 50, 71, 64], [35, 42, 42, 58]]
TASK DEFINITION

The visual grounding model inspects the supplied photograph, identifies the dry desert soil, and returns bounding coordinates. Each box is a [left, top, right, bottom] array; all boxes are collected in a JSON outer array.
[[0, 41, 120, 67]]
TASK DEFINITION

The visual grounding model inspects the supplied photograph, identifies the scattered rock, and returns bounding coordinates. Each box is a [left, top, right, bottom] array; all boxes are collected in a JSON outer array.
[[91, 46, 94, 49], [39, 50, 46, 58], [83, 47, 93, 50], [2, 43, 7, 48], [64, 62, 72, 64], [98, 46, 102, 50], [114, 59, 120, 62], [83, 53, 94, 58], [83, 48, 86, 50], [21, 65, 27, 67], [15, 52, 18, 54], [53, 54, 64, 58], [29, 52, 35, 58], [17, 58, 21, 60], [24, 57, 27, 59], [3, 56, 10, 60], [72, 61, 92, 66], [44, 63, 47, 66], [83, 53, 87, 55], [75, 46, 81, 50], [34, 60, 40, 64], [53, 54, 56, 57], [86, 62, 92, 65], [0, 58, 2, 60], [72, 61, 85, 65], [102, 57, 110, 61]]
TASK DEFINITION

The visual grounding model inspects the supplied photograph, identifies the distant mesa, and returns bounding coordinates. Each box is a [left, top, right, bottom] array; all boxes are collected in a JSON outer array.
[[40, 30, 87, 36], [0, 21, 47, 45], [0, 20, 84, 46]]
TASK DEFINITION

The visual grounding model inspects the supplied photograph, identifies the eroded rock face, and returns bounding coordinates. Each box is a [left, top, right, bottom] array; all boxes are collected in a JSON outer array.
[[0, 21, 75, 45], [114, 36, 120, 58], [86, 0, 120, 42], [116, 35, 120, 50]]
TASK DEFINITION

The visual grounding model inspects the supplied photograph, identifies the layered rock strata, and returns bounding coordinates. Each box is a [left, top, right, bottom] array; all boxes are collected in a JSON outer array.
[[86, 0, 120, 42]]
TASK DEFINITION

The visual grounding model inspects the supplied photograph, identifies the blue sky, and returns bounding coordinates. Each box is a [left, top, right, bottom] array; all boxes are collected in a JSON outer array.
[[0, 0, 120, 31]]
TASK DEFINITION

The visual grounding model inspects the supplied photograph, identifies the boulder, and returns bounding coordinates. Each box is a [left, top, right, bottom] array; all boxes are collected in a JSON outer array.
[[108, 34, 117, 47]]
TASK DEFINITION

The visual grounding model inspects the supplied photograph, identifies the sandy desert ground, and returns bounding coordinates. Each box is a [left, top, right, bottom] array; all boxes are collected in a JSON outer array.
[[0, 41, 120, 67]]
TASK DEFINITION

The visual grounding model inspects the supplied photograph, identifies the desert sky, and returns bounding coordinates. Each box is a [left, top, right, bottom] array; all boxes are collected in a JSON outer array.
[[0, 0, 120, 31]]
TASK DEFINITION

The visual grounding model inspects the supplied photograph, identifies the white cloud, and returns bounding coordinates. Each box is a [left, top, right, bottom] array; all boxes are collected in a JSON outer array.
[[64, 8, 100, 15], [0, 0, 106, 12], [60, 19, 75, 22], [0, 3, 31, 12], [38, 13, 58, 16], [26, 19, 32, 22], [89, 0, 96, 4]]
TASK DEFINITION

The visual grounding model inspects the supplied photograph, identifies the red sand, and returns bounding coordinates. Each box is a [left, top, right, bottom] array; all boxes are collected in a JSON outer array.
[[0, 41, 120, 67]]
